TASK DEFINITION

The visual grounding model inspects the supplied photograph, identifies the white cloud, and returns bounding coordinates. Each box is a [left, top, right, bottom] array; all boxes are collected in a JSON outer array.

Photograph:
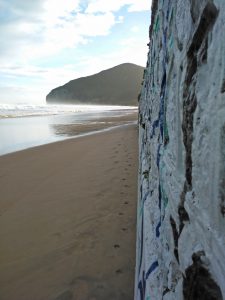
[[42, 0, 80, 25], [86, 0, 151, 13], [128, 0, 151, 12], [0, 0, 150, 64], [24, 11, 116, 61], [74, 12, 116, 36], [0, 0, 118, 63], [86, 0, 125, 13], [118, 15, 124, 22]]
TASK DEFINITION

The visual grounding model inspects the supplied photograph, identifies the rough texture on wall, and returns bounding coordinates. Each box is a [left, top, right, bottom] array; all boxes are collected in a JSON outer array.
[[136, 0, 225, 299]]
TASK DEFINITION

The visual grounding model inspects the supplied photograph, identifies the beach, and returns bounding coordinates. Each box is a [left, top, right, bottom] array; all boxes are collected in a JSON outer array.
[[0, 122, 138, 299], [0, 107, 137, 156]]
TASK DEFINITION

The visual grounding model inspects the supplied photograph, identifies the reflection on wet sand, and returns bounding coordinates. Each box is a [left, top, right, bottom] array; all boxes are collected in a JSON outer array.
[[50, 113, 137, 137]]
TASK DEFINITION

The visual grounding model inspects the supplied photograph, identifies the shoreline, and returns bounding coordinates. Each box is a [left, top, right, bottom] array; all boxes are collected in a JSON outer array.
[[0, 112, 137, 157], [0, 124, 138, 300], [0, 122, 136, 158]]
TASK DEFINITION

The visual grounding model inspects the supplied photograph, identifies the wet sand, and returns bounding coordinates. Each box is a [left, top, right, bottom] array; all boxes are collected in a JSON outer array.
[[50, 112, 137, 137], [0, 123, 138, 300]]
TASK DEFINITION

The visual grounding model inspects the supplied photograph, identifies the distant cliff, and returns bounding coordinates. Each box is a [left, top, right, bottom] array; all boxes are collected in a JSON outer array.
[[46, 63, 144, 106], [136, 0, 225, 299]]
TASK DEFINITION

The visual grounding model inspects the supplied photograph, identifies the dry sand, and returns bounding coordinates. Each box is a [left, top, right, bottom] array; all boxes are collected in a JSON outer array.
[[0, 123, 138, 300]]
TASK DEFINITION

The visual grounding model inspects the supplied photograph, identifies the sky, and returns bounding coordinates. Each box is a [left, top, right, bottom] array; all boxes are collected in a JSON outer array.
[[0, 0, 151, 104]]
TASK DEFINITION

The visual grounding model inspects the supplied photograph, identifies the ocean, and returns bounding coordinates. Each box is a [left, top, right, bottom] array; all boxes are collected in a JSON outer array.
[[0, 103, 137, 156]]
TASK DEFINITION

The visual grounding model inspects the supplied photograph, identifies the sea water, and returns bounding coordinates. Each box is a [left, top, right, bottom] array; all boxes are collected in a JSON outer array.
[[0, 103, 137, 156]]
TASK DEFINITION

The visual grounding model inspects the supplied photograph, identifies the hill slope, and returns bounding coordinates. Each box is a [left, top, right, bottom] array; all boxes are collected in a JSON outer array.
[[46, 63, 144, 106]]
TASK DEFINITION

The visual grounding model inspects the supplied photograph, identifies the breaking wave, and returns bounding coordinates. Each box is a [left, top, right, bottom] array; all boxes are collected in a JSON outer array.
[[0, 103, 137, 118]]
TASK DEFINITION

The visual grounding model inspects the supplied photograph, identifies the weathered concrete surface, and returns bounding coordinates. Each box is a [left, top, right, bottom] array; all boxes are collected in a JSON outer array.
[[136, 0, 225, 299]]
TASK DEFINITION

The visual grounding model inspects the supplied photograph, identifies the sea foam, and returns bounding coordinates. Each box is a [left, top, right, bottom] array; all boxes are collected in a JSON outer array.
[[0, 103, 137, 118]]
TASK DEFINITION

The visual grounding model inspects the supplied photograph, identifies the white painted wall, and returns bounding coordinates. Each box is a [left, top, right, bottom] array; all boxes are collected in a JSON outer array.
[[136, 0, 225, 299]]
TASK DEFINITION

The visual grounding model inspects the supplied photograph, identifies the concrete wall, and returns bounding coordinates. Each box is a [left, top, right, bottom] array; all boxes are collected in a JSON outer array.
[[136, 0, 225, 299]]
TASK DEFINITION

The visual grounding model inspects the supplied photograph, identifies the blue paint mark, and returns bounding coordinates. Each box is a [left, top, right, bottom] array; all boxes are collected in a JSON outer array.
[[159, 72, 167, 139], [166, 0, 171, 20], [139, 191, 149, 217], [163, 31, 167, 67], [156, 221, 161, 237], [159, 99, 164, 138], [146, 261, 159, 280], [159, 183, 162, 210], [150, 119, 159, 138], [143, 191, 149, 203], [138, 282, 144, 300], [138, 271, 146, 300], [157, 144, 161, 169], [166, 8, 170, 20], [138, 214, 144, 274]]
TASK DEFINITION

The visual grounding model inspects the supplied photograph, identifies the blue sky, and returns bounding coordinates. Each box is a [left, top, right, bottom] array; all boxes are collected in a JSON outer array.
[[0, 0, 151, 104]]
